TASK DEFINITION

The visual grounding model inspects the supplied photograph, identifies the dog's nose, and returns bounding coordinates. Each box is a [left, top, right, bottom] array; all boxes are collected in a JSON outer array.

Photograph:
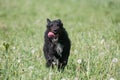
[[54, 29, 57, 32], [53, 29, 58, 34]]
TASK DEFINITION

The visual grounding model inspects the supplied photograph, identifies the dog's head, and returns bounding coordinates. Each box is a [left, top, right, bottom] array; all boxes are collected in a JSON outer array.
[[46, 18, 63, 42]]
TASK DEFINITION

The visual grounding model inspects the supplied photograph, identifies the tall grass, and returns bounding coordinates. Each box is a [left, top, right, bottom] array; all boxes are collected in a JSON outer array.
[[0, 0, 120, 80]]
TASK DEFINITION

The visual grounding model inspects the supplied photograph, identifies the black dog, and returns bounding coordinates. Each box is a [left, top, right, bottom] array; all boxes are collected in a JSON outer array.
[[43, 18, 71, 71]]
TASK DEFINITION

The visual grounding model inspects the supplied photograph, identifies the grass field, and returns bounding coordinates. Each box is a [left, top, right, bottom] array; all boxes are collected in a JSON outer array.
[[0, 0, 120, 80]]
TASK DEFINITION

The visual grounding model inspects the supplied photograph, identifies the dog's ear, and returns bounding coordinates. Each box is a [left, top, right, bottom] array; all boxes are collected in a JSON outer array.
[[47, 18, 51, 24], [57, 19, 63, 26], [57, 19, 62, 23]]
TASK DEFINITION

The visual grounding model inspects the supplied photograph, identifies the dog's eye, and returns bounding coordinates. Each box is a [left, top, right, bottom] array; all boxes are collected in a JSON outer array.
[[57, 22, 63, 27], [57, 23, 62, 26], [50, 24, 53, 26], [57, 24, 60, 26]]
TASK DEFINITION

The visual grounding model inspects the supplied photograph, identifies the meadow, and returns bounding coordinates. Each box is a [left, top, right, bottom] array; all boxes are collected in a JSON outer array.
[[0, 0, 120, 80]]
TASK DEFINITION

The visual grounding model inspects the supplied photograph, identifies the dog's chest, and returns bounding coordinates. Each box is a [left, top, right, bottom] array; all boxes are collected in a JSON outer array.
[[55, 43, 63, 57]]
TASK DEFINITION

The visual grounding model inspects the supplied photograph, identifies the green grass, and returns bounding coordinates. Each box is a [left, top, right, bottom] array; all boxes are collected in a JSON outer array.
[[0, 0, 120, 80]]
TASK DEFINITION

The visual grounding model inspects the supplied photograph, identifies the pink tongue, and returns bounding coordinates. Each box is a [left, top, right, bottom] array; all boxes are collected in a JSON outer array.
[[48, 32, 55, 38]]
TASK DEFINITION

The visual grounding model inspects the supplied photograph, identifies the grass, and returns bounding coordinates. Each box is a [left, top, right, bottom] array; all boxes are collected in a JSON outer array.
[[0, 0, 120, 80]]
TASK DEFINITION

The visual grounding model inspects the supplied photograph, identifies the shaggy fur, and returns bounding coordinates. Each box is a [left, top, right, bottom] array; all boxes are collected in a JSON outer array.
[[43, 18, 71, 70]]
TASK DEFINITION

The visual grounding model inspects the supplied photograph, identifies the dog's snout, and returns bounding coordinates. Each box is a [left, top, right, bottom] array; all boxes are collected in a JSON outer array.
[[51, 27, 59, 33]]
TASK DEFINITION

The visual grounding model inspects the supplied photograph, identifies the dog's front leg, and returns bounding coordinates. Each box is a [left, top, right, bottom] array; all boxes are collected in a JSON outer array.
[[46, 47, 55, 68], [58, 60, 67, 71], [46, 53, 55, 68]]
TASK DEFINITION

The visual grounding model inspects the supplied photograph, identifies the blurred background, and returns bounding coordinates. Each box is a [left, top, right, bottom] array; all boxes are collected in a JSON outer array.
[[0, 0, 120, 80]]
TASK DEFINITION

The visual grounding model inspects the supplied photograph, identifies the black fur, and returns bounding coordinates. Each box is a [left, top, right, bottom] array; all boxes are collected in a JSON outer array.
[[43, 18, 71, 71]]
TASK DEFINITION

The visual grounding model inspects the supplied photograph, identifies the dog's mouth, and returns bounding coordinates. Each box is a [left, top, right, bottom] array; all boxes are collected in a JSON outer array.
[[48, 32, 55, 38], [48, 32, 59, 42]]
